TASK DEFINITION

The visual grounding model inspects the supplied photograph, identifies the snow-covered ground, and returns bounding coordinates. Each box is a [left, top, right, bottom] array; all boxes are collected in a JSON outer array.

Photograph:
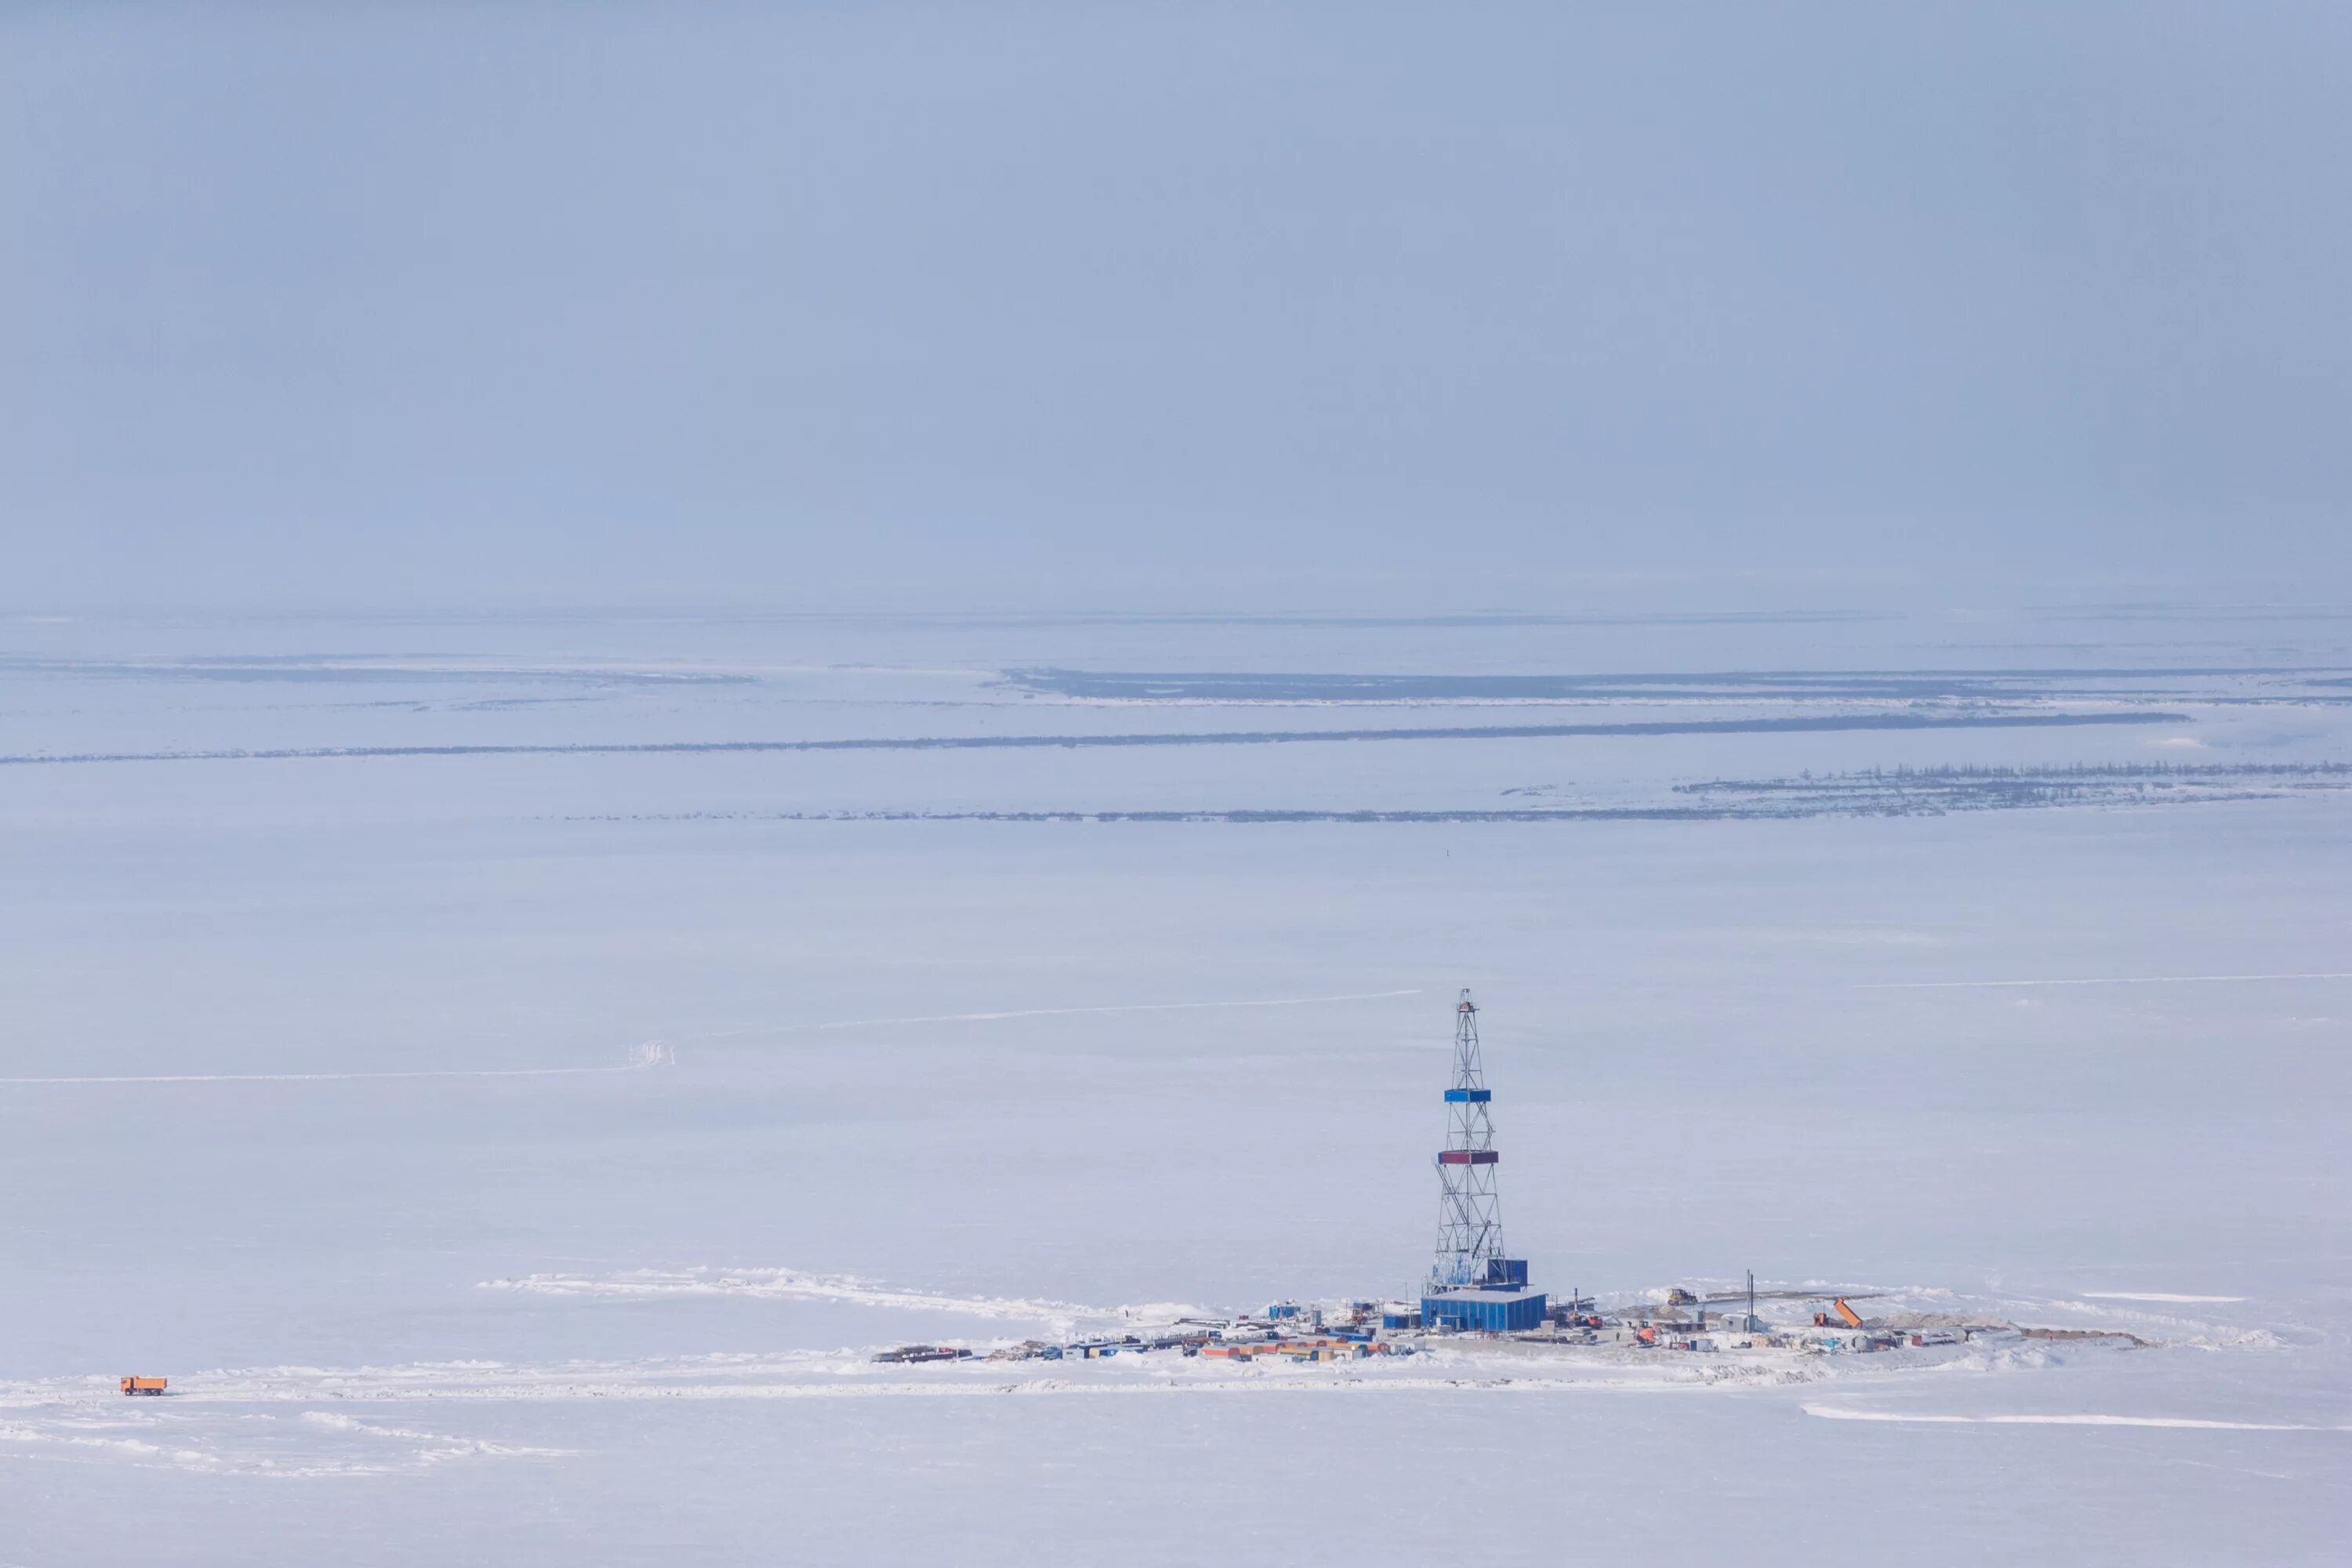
[[2, 605, 2347, 1563]]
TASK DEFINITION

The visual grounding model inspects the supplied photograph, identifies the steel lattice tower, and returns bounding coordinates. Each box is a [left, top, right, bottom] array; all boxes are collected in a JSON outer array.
[[1431, 989, 1505, 1290]]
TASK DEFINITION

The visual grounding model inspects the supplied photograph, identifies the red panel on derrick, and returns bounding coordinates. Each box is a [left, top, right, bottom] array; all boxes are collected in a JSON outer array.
[[1436, 1149, 1499, 1165]]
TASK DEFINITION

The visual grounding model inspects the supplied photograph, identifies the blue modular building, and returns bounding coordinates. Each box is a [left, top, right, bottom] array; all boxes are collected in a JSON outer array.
[[1421, 1286, 1549, 1334]]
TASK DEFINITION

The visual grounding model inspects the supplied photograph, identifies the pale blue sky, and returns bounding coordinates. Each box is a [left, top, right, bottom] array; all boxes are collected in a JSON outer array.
[[5, 2, 2347, 610]]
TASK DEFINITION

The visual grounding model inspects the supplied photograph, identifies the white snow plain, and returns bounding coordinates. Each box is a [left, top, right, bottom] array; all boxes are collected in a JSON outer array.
[[2, 605, 2348, 1564]]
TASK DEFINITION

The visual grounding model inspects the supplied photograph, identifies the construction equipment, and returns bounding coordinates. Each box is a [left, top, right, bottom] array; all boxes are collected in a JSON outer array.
[[119, 1377, 167, 1397], [1811, 1298, 1866, 1330]]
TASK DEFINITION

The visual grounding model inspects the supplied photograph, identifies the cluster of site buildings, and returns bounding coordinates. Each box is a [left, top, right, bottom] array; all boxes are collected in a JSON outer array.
[[875, 1286, 2011, 1367]]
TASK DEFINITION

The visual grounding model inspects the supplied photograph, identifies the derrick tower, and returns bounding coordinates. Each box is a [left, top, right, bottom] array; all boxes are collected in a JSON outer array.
[[1431, 988, 1504, 1287], [1421, 989, 1546, 1332]]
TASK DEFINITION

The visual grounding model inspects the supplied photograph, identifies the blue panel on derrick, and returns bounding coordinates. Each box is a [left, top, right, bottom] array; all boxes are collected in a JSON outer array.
[[1421, 1288, 1547, 1333], [1482, 1258, 1528, 1288], [1443, 1089, 1491, 1102]]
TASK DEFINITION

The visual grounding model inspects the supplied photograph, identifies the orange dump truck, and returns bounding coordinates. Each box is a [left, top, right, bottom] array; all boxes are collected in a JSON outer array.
[[120, 1377, 167, 1397]]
